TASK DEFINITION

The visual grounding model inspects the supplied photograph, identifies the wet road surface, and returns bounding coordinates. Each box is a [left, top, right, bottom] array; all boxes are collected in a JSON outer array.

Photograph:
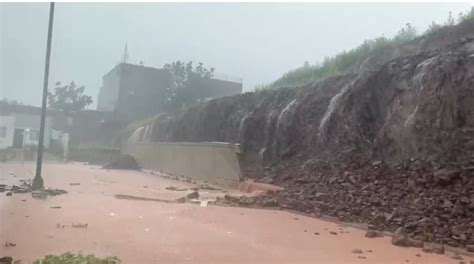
[[1, 162, 472, 264]]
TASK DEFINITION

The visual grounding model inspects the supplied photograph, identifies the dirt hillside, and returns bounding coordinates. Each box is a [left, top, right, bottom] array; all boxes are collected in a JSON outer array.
[[129, 27, 474, 248]]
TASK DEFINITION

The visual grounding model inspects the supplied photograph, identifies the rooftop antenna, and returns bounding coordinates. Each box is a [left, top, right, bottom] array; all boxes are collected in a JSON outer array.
[[122, 43, 129, 63]]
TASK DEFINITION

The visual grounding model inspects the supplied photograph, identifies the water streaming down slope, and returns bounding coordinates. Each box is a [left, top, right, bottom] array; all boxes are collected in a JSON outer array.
[[317, 82, 352, 144]]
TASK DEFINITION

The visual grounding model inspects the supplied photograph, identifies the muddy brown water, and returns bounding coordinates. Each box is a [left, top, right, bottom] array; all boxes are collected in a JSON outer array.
[[0, 162, 471, 264]]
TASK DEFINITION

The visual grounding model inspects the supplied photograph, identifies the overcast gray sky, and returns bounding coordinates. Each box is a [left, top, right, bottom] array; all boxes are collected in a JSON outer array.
[[1, 2, 472, 108]]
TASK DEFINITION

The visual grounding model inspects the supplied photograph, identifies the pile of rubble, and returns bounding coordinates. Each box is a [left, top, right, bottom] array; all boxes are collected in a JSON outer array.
[[246, 158, 474, 249], [103, 154, 140, 170], [1, 179, 67, 199]]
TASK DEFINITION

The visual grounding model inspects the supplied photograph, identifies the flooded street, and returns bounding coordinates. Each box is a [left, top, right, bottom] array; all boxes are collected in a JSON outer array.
[[0, 162, 470, 264]]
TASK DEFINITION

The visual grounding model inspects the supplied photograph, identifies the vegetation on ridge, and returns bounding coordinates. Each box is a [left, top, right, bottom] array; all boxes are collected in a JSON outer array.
[[262, 8, 474, 90]]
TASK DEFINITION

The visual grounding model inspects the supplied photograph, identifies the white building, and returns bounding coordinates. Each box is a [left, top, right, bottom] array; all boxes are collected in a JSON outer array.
[[0, 113, 51, 149]]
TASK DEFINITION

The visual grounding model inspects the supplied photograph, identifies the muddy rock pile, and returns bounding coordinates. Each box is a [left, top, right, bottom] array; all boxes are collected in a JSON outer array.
[[103, 154, 140, 170], [251, 158, 474, 248]]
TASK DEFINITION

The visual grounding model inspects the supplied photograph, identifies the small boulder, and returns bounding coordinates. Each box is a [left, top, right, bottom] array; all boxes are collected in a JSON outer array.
[[432, 244, 445, 254], [186, 191, 199, 200], [103, 154, 140, 170], [365, 230, 383, 238], [408, 239, 424, 248], [314, 192, 330, 201], [392, 227, 411, 247], [422, 243, 433, 253], [466, 244, 474, 252], [451, 253, 463, 260], [423, 243, 445, 254], [0, 256, 12, 264], [175, 197, 186, 203], [367, 224, 377, 230], [433, 168, 460, 185]]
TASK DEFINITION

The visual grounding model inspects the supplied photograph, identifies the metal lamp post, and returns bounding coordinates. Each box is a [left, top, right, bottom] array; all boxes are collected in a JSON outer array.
[[32, 2, 55, 190]]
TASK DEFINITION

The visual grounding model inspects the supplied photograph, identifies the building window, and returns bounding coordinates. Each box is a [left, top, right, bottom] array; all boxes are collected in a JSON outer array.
[[29, 130, 39, 141], [0, 126, 6, 138]]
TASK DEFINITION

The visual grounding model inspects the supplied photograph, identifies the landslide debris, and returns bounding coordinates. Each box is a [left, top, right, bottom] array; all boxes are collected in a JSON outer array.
[[103, 154, 140, 170], [130, 36, 474, 248]]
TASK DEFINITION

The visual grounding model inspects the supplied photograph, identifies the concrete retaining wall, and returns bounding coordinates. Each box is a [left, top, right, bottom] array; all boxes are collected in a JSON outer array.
[[122, 142, 242, 188]]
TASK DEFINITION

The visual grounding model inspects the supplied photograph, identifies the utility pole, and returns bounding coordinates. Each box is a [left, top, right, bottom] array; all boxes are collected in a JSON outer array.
[[33, 2, 55, 190]]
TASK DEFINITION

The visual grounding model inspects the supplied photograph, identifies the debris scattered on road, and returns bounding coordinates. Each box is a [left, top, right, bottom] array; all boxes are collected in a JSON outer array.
[[103, 154, 140, 170], [5, 192, 11, 196], [351, 249, 363, 254], [115, 194, 176, 203], [330, 231, 338, 235], [314, 232, 320, 235], [49, 206, 61, 209], [176, 197, 186, 203], [215, 194, 279, 208], [4, 242, 15, 248], [357, 256, 366, 259], [11, 185, 29, 193], [69, 183, 80, 186], [46, 189, 68, 196], [166, 186, 187, 191], [32, 191, 47, 199], [198, 184, 222, 191], [186, 191, 199, 199], [31, 188, 67, 199], [200, 200, 208, 207]]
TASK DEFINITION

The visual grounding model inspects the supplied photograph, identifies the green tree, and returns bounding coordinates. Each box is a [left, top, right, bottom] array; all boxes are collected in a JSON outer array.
[[163, 61, 214, 111], [48, 81, 93, 115]]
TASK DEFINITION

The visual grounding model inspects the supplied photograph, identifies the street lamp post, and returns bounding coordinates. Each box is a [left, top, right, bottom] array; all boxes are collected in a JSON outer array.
[[32, 2, 55, 190]]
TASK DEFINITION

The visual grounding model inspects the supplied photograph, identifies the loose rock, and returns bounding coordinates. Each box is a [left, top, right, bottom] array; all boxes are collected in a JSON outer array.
[[365, 230, 383, 238], [186, 191, 199, 200], [392, 228, 411, 247], [0, 256, 12, 264]]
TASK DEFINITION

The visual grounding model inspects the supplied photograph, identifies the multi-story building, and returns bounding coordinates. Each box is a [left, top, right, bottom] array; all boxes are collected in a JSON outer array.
[[97, 63, 242, 122]]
